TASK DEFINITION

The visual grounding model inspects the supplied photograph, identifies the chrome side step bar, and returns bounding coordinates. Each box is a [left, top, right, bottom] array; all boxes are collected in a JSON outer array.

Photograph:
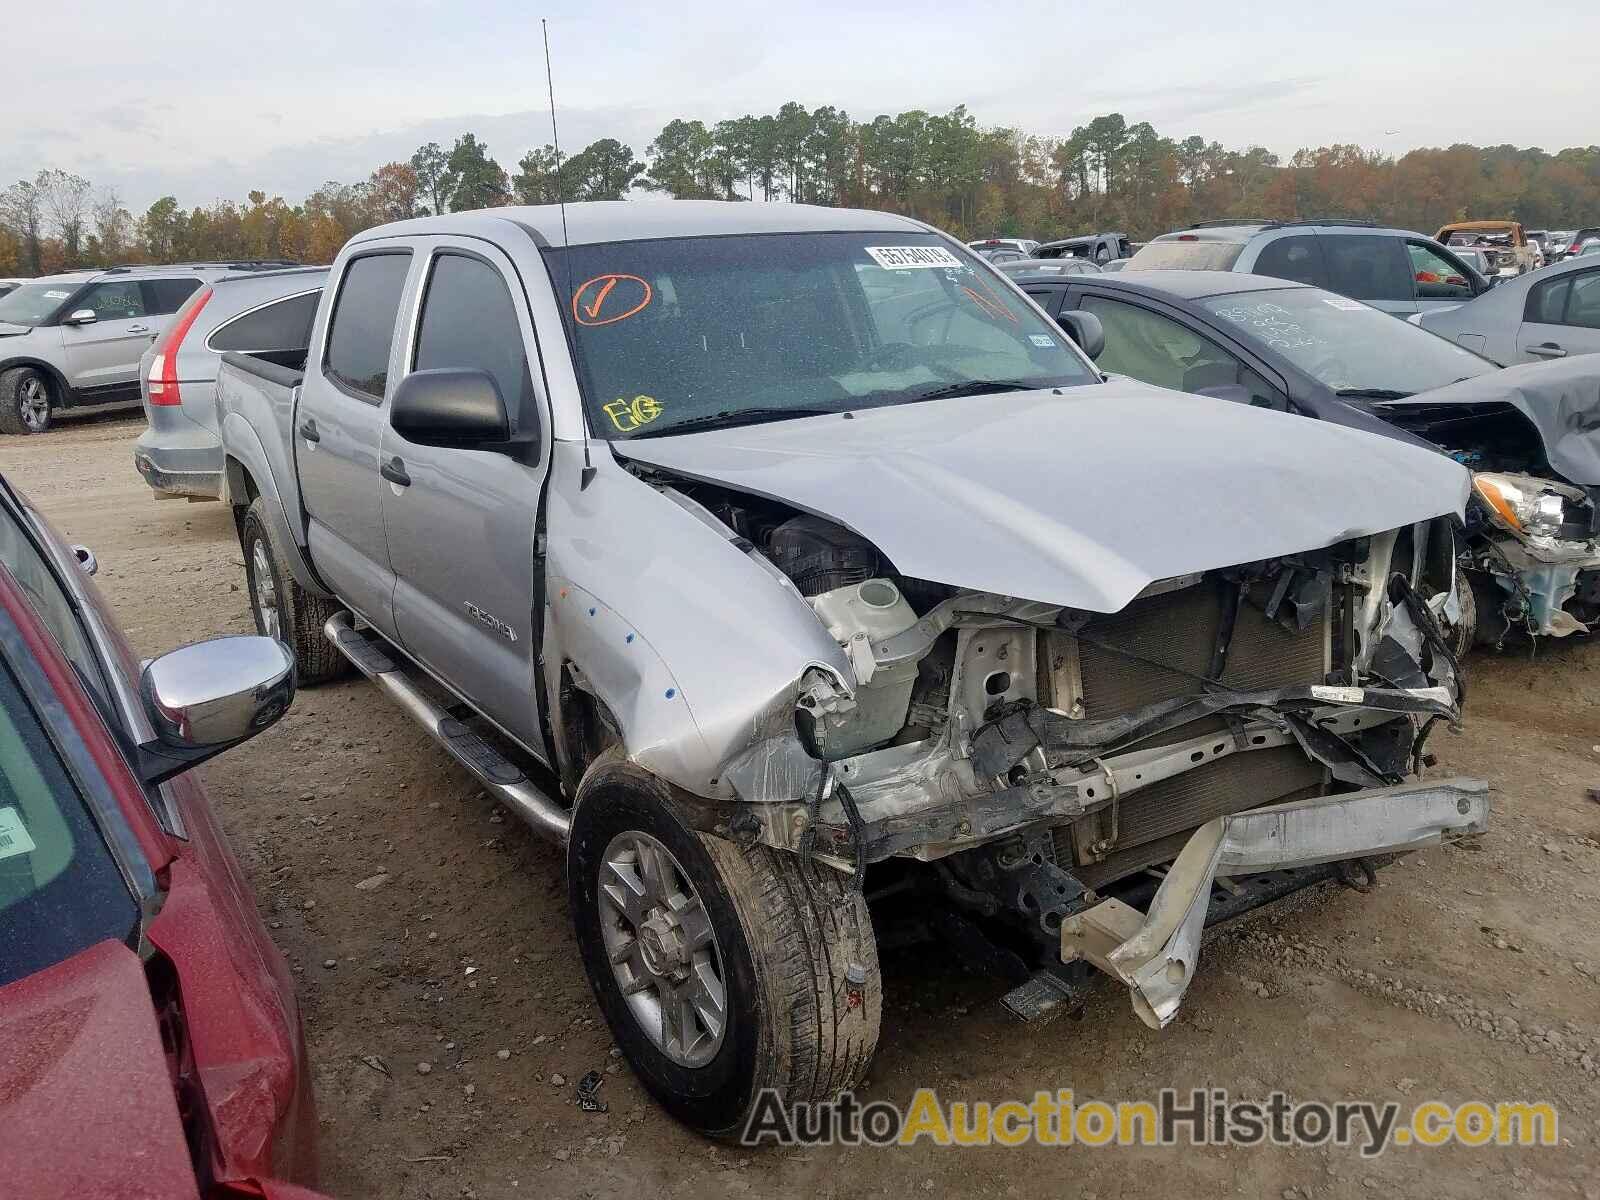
[[323, 612, 570, 844]]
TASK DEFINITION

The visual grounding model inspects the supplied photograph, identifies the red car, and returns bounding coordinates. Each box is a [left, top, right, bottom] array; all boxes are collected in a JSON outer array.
[[0, 476, 324, 1199]]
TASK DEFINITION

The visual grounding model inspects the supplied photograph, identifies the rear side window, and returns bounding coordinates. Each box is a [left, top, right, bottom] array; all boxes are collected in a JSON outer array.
[[1126, 241, 1246, 271], [324, 253, 411, 401], [412, 254, 535, 427], [142, 278, 202, 316], [1527, 276, 1570, 324], [1320, 235, 1413, 302], [210, 291, 321, 353], [1565, 272, 1600, 330], [1252, 235, 1327, 287]]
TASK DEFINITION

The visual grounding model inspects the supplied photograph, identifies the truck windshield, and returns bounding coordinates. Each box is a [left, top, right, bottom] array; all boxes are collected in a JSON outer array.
[[1198, 287, 1498, 396], [543, 232, 1097, 439]]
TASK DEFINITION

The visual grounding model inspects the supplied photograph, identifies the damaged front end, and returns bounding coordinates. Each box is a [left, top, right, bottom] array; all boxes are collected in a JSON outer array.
[[678, 501, 1484, 1024]]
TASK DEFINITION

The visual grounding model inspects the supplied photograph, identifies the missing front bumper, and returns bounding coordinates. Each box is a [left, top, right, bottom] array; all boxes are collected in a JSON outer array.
[[1059, 776, 1488, 1030]]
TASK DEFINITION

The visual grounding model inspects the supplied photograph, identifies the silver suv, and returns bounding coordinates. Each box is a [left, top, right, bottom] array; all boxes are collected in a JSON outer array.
[[135, 267, 326, 499], [0, 261, 297, 434], [1128, 220, 1491, 317]]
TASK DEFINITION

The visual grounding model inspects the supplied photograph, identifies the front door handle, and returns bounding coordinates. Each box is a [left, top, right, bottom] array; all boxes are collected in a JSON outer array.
[[381, 456, 411, 487], [298, 418, 320, 443], [128, 323, 149, 334], [1528, 343, 1566, 358]]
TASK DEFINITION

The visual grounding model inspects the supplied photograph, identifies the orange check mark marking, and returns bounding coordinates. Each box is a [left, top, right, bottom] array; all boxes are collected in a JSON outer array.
[[582, 277, 618, 321]]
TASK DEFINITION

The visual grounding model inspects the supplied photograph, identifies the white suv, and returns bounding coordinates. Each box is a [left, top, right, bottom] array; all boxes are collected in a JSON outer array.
[[0, 261, 296, 433]]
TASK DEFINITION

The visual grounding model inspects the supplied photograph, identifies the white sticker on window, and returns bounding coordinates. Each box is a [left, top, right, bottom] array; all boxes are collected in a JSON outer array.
[[0, 807, 36, 860], [864, 246, 963, 270], [1028, 334, 1056, 347], [43, 290, 70, 299], [1320, 295, 1367, 311]]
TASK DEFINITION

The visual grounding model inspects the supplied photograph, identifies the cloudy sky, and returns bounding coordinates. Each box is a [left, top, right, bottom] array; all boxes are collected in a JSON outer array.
[[10, 0, 1598, 212]]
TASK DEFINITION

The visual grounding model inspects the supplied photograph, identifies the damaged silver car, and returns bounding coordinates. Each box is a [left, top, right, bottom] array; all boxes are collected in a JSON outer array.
[[213, 202, 1488, 1137]]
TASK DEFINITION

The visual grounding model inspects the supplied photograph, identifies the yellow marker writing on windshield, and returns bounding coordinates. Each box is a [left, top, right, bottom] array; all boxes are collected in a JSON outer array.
[[603, 395, 663, 432]]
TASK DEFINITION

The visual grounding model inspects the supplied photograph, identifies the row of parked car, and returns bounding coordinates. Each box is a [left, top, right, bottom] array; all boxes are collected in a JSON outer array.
[[0, 199, 1593, 1174]]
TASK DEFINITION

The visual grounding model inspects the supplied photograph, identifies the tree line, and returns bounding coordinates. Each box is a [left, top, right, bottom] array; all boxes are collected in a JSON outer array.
[[3, 104, 1598, 274]]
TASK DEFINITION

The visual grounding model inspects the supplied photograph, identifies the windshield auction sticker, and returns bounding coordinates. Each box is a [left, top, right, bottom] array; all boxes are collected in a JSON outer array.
[[0, 807, 36, 860], [864, 246, 963, 270]]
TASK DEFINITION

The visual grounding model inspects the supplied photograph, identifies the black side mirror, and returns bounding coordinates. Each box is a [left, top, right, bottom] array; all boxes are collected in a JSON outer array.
[[1055, 310, 1105, 360], [391, 367, 511, 449]]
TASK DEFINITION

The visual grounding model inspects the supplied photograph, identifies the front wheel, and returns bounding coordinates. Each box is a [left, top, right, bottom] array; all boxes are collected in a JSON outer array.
[[0, 367, 54, 435], [568, 756, 881, 1139]]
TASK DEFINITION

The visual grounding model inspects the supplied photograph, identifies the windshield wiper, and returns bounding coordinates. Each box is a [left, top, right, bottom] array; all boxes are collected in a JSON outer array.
[[1334, 388, 1415, 402], [908, 379, 1039, 403], [629, 406, 838, 438]]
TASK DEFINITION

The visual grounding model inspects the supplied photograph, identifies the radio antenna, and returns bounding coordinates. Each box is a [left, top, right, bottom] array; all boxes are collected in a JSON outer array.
[[543, 17, 595, 489]]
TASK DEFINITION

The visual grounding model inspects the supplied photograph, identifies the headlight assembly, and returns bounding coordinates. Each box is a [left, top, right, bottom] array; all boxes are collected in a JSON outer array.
[[1471, 471, 1580, 538]]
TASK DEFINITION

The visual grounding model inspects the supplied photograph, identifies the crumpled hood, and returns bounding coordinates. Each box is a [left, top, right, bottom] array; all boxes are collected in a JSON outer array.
[[617, 381, 1470, 613], [0, 322, 33, 338], [0, 940, 200, 1199], [1382, 356, 1600, 487]]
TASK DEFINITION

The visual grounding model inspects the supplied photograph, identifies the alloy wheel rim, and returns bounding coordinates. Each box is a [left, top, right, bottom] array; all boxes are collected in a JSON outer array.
[[251, 538, 282, 640], [597, 829, 727, 1067], [19, 378, 47, 431]]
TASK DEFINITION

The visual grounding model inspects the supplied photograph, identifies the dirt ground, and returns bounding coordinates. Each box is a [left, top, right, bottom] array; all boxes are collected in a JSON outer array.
[[11, 412, 1599, 1199]]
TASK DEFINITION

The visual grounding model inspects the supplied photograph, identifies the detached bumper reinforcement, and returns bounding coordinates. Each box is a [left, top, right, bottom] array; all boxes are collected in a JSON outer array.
[[1059, 777, 1489, 1030]]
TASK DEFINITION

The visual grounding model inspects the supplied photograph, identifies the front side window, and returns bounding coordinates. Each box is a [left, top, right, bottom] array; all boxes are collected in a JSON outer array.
[[1321, 236, 1414, 303], [1407, 243, 1475, 300], [323, 253, 411, 401], [75, 282, 147, 320], [1080, 295, 1283, 407], [1199, 287, 1496, 396], [0, 655, 139, 987], [412, 254, 534, 428], [544, 232, 1097, 439], [0, 508, 108, 708]]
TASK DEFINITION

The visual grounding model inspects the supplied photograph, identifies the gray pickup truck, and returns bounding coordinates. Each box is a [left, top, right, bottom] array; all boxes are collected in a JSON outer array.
[[214, 200, 1487, 1137]]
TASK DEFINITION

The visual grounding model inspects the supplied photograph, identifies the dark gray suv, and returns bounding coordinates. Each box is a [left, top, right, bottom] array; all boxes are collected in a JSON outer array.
[[1127, 220, 1490, 318]]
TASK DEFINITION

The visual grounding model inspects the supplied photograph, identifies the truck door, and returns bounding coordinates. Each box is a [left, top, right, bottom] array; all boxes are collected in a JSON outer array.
[[294, 248, 412, 637], [379, 240, 550, 753]]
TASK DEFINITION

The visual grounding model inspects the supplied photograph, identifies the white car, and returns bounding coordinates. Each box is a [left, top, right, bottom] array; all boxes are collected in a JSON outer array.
[[1415, 253, 1600, 365]]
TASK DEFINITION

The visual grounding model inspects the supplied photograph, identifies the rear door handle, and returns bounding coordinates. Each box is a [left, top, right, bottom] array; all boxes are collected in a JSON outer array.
[[381, 456, 411, 487], [128, 323, 149, 334], [1528, 343, 1566, 358], [298, 418, 320, 443]]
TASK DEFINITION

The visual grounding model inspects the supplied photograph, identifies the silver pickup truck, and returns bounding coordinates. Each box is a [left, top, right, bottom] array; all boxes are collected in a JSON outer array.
[[214, 201, 1487, 1137]]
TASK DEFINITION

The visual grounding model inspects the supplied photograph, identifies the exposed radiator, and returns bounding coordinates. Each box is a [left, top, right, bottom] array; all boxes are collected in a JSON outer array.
[[1054, 577, 1330, 886]]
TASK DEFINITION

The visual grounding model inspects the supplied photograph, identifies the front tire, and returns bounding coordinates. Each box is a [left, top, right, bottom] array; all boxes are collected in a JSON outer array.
[[0, 367, 54, 435], [568, 756, 881, 1139], [240, 496, 346, 684]]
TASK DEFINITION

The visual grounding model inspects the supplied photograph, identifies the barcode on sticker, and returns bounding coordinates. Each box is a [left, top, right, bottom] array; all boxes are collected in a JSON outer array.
[[1310, 685, 1365, 704], [864, 246, 962, 270], [0, 807, 36, 860]]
